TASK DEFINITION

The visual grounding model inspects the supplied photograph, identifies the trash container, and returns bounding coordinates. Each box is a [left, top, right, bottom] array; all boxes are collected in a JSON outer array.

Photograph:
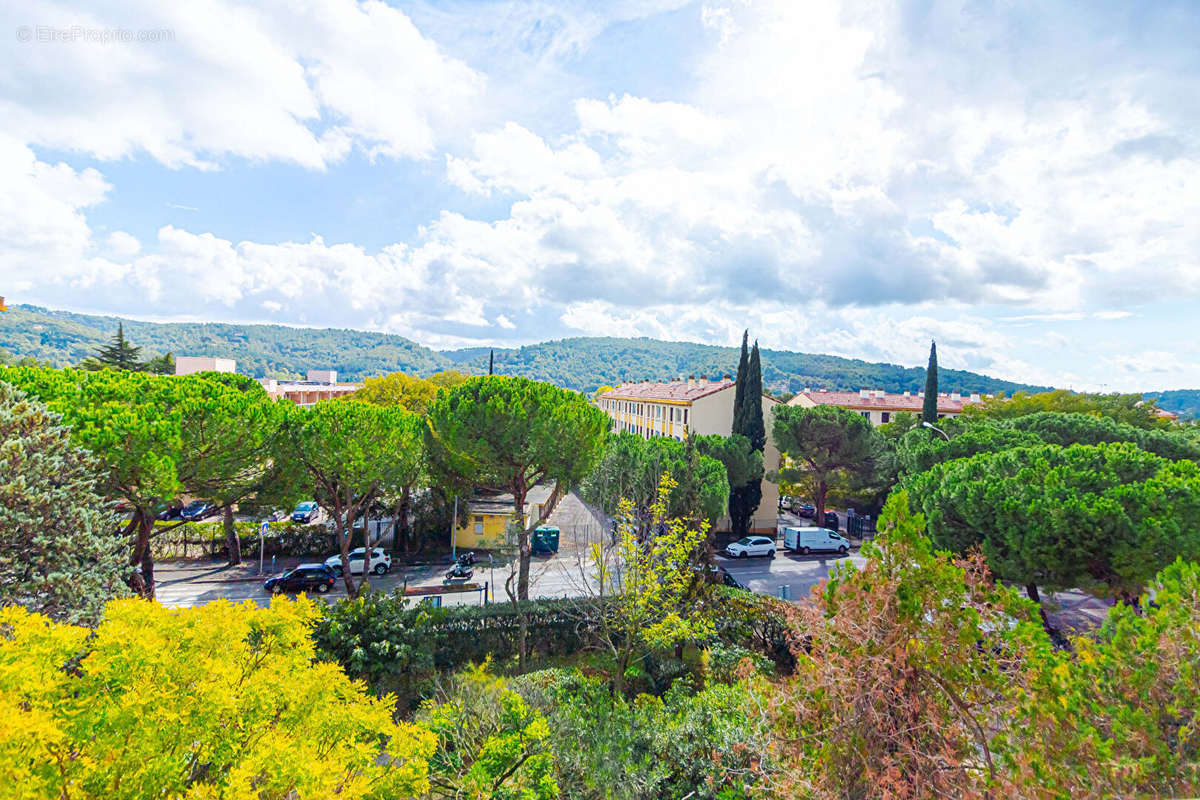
[[532, 525, 560, 555]]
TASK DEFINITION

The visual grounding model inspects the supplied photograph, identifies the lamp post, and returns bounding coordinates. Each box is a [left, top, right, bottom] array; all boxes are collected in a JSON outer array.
[[922, 421, 951, 441]]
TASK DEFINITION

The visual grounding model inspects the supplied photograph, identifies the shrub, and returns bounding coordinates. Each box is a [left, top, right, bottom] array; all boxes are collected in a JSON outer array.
[[514, 668, 773, 799], [0, 597, 434, 799]]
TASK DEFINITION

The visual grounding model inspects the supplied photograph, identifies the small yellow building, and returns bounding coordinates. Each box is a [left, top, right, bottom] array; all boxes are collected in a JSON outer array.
[[453, 484, 557, 549]]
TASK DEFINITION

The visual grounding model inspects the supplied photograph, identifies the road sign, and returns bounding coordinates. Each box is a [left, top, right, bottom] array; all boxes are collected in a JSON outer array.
[[260, 521, 269, 535]]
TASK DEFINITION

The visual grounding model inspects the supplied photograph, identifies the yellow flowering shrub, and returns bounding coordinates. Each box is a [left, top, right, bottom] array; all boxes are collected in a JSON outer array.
[[0, 597, 434, 800]]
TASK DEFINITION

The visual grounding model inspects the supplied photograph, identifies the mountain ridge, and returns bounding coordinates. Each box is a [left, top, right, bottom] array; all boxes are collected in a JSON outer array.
[[6, 304, 1192, 416]]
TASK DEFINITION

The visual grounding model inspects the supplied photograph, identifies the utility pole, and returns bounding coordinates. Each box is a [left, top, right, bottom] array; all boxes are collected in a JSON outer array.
[[450, 495, 458, 561]]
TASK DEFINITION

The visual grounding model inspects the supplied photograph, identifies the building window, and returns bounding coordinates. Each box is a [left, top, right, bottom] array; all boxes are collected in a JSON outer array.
[[474, 523, 483, 534], [881, 412, 890, 423], [860, 411, 870, 419], [683, 409, 688, 424]]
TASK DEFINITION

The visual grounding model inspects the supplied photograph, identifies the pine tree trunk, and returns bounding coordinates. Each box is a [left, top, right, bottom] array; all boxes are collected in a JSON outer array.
[[399, 485, 411, 554], [815, 478, 828, 533], [128, 510, 156, 600], [223, 506, 241, 566], [334, 499, 359, 598], [514, 483, 531, 601]]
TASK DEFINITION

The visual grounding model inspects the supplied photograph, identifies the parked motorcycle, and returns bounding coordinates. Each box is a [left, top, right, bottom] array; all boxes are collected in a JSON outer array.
[[456, 551, 476, 566]]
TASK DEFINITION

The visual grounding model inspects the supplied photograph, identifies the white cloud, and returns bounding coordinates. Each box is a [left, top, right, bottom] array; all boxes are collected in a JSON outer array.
[[0, 0, 483, 168], [2, 0, 1198, 391]]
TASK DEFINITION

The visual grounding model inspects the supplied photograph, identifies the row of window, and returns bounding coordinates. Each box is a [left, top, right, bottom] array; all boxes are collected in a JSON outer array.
[[600, 398, 688, 425]]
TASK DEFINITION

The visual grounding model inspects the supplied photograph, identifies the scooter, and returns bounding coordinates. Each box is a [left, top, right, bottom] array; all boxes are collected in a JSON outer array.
[[456, 551, 476, 566], [443, 561, 474, 584]]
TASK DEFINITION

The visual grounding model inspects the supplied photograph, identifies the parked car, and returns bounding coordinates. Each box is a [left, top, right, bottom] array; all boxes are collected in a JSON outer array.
[[324, 547, 391, 576], [717, 566, 748, 590], [180, 500, 215, 521], [264, 564, 335, 594], [724, 535, 776, 559], [794, 503, 815, 518], [291, 501, 319, 524], [155, 504, 182, 521], [783, 526, 850, 555], [823, 510, 840, 529]]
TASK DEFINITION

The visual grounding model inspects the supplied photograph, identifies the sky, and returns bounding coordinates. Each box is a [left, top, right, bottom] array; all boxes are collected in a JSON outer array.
[[1, 0, 1198, 391]]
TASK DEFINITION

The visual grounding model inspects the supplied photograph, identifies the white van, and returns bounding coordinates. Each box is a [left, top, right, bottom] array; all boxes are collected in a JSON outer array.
[[782, 526, 850, 555]]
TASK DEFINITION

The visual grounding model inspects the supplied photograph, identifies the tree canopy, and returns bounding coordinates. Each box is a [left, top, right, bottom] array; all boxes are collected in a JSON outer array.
[[427, 376, 609, 599], [279, 399, 415, 596], [0, 366, 286, 595], [0, 597, 435, 799], [581, 432, 730, 528], [771, 404, 884, 529], [354, 370, 469, 414], [0, 382, 127, 623], [962, 388, 1172, 429], [905, 441, 1200, 601]]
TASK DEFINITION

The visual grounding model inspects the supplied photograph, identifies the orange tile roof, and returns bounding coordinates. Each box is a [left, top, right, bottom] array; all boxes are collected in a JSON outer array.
[[794, 389, 979, 413], [600, 379, 735, 403]]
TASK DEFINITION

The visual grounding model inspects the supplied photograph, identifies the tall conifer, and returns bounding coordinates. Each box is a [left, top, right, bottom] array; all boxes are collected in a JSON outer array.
[[93, 323, 142, 371], [922, 340, 939, 424]]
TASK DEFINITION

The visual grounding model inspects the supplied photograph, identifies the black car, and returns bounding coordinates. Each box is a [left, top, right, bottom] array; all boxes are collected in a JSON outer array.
[[718, 566, 747, 591], [823, 511, 840, 530], [180, 500, 215, 521], [155, 504, 183, 521], [264, 564, 336, 594]]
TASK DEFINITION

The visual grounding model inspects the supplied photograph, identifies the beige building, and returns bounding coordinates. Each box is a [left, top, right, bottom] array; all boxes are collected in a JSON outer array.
[[787, 388, 982, 425], [258, 369, 362, 406], [597, 377, 780, 533], [175, 356, 237, 375]]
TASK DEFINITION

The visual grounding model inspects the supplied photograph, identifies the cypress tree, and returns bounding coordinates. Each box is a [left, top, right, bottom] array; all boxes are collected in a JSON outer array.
[[488, 350, 494, 375], [93, 323, 142, 371], [742, 341, 765, 451], [729, 335, 764, 536], [733, 331, 749, 414], [922, 340, 939, 424]]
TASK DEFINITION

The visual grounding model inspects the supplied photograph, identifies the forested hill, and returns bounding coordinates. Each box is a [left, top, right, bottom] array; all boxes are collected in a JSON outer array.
[[0, 304, 1066, 398], [1144, 390, 1200, 420], [1, 305, 446, 380], [445, 336, 1051, 396]]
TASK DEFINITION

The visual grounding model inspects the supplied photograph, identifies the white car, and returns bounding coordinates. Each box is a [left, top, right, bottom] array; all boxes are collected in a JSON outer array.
[[324, 547, 391, 576], [724, 535, 776, 559]]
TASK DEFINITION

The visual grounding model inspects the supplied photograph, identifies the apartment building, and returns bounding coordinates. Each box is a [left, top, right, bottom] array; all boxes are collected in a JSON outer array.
[[258, 369, 362, 406], [787, 388, 981, 425], [175, 356, 237, 375], [597, 377, 780, 533]]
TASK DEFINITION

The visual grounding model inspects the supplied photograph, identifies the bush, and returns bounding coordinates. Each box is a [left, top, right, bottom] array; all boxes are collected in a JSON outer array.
[[313, 593, 599, 708], [0, 597, 434, 799], [314, 590, 789, 708], [150, 520, 337, 559], [514, 668, 773, 800]]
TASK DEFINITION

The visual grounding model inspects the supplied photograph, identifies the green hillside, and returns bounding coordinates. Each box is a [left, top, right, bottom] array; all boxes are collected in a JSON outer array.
[[0, 305, 448, 380], [2, 304, 1053, 396], [1144, 390, 1200, 420], [444, 337, 1051, 396]]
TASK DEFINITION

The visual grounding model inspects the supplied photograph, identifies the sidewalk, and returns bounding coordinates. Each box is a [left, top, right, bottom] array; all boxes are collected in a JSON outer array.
[[156, 557, 303, 584]]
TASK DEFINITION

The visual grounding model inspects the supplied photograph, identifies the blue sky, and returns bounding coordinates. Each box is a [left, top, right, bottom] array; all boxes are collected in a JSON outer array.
[[1, 0, 1197, 390]]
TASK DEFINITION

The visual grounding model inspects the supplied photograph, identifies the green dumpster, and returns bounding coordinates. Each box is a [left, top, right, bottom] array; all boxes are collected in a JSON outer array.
[[532, 525, 560, 555]]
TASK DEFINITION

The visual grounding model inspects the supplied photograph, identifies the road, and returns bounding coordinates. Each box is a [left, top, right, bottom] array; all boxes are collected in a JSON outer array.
[[156, 542, 855, 609]]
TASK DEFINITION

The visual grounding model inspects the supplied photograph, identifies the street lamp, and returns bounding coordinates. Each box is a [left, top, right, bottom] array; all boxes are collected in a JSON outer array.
[[922, 421, 951, 441]]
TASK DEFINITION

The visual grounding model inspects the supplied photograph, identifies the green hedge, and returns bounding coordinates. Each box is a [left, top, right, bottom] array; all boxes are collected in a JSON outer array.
[[313, 588, 794, 709], [151, 520, 337, 559]]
